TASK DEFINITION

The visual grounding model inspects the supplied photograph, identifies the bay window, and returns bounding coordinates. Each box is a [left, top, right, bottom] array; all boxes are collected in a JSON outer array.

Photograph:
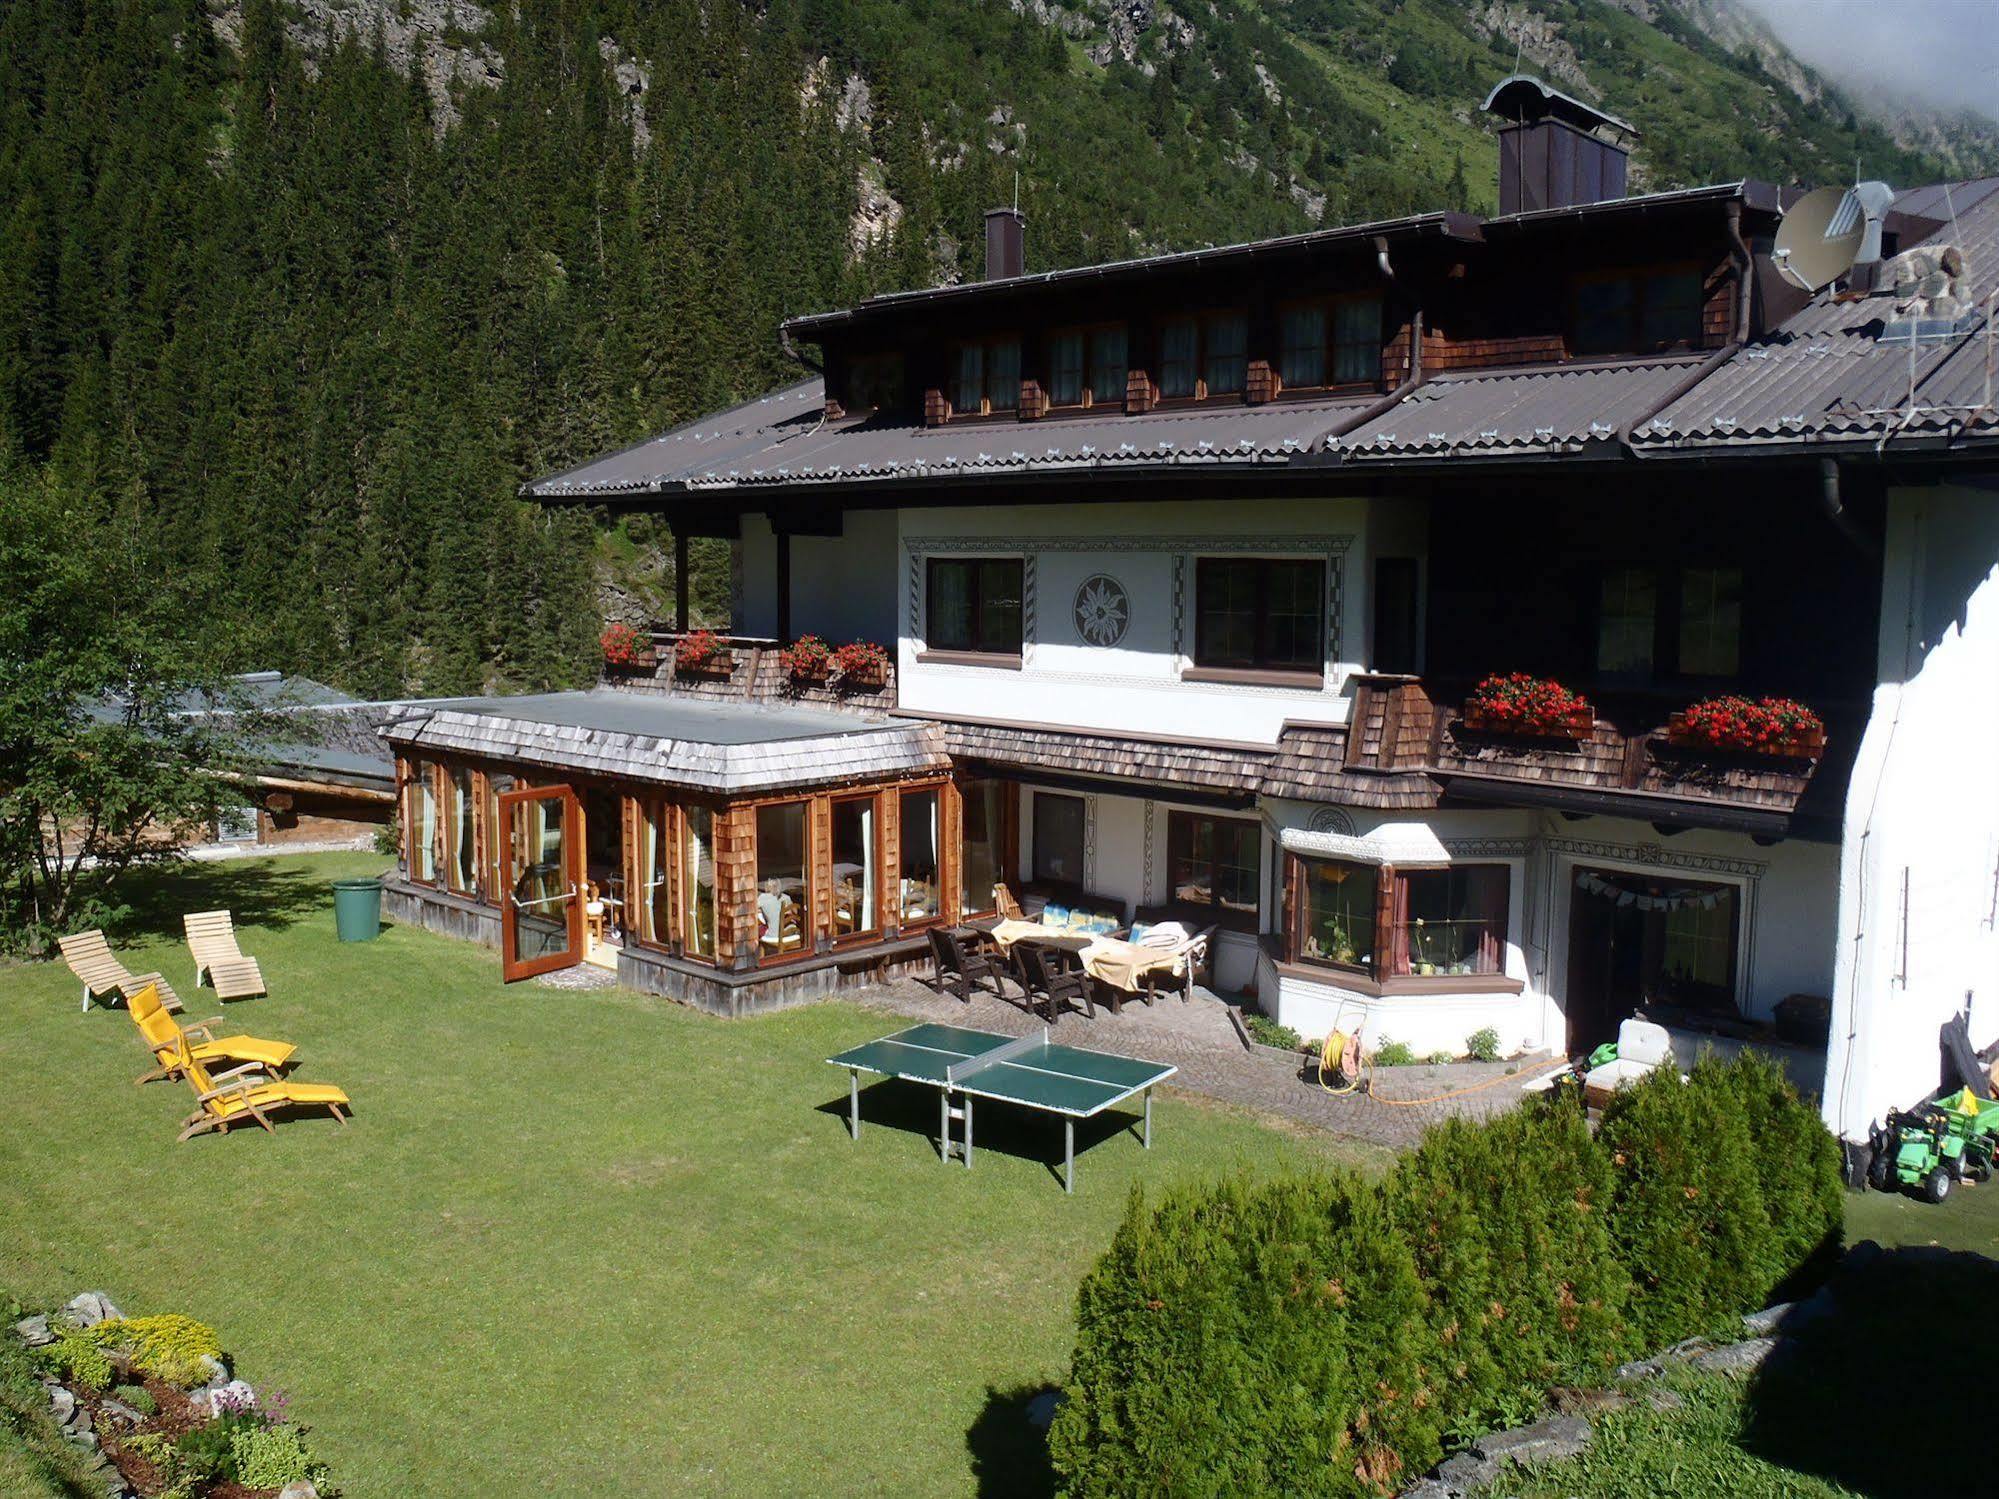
[[1296, 858, 1377, 970], [1289, 858, 1511, 981]]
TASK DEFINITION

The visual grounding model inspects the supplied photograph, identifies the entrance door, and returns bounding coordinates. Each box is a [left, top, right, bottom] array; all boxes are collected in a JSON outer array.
[[499, 784, 584, 981], [1564, 866, 1741, 1053]]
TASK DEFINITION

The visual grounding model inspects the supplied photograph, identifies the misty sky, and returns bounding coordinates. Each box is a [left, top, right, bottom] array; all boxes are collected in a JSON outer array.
[[1740, 0, 1999, 123]]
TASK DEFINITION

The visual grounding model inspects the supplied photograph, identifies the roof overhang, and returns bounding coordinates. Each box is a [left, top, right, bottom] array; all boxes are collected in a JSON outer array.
[[1437, 772, 1795, 837]]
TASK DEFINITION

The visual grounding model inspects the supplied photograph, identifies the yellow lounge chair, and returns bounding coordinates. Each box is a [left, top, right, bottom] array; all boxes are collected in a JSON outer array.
[[182, 910, 267, 1000], [174, 1048, 349, 1143], [56, 930, 184, 1014], [125, 984, 297, 1086]]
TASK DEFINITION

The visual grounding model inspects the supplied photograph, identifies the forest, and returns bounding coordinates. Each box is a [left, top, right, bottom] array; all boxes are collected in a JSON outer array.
[[1, 0, 1988, 698]]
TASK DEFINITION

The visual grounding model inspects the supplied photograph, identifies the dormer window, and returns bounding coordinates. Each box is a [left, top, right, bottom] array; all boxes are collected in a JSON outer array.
[[1571, 267, 1704, 357], [1278, 296, 1383, 390], [1158, 311, 1247, 400], [1047, 325, 1128, 408], [845, 352, 905, 414], [950, 337, 1020, 416]]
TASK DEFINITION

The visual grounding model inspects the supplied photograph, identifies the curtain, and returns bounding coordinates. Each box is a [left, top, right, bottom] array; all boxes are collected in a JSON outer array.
[[1385, 868, 1411, 976], [1470, 867, 1509, 974]]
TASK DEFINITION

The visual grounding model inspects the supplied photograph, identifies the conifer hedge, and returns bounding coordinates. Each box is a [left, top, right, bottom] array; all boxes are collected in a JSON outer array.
[[1050, 1053, 1843, 1495]]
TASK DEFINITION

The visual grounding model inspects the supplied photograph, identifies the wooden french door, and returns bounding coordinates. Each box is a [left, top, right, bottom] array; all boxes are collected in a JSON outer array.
[[499, 784, 584, 981]]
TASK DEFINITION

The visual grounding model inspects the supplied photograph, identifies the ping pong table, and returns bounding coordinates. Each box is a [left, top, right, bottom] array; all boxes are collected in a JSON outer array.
[[827, 1022, 1177, 1193]]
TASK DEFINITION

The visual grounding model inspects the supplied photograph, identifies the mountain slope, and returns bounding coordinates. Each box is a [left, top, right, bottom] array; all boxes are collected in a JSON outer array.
[[2, 0, 1992, 700]]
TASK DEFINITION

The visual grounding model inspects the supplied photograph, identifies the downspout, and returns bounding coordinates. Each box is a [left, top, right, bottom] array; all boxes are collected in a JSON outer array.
[[1820, 456, 1877, 555], [779, 324, 824, 374], [1621, 201, 1751, 454], [1322, 236, 1427, 446]]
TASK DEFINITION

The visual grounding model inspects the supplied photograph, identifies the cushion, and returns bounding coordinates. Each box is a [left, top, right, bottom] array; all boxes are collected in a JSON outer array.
[[1128, 922, 1152, 945], [1139, 920, 1189, 949], [1043, 904, 1070, 927]]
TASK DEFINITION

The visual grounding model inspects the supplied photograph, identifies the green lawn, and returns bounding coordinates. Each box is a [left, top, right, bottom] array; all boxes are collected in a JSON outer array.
[[0, 852, 1376, 1497]]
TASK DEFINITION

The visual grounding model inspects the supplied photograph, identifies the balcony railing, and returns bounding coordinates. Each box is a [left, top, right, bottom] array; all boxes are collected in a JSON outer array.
[[595, 628, 898, 711]]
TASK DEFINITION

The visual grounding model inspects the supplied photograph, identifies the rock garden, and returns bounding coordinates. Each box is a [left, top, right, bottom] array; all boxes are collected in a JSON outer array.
[[9, 1291, 331, 1499]]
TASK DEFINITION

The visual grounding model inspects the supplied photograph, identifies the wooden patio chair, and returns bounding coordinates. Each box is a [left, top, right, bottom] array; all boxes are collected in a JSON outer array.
[[1015, 942, 1095, 1024], [125, 983, 298, 1086], [182, 911, 267, 1000], [927, 927, 1009, 1004], [173, 1046, 349, 1143], [993, 883, 1026, 921], [56, 930, 183, 1014]]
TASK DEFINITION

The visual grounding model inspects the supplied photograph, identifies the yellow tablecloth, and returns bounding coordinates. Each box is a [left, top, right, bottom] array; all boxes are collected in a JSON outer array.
[[1080, 936, 1187, 993], [990, 918, 1070, 948]]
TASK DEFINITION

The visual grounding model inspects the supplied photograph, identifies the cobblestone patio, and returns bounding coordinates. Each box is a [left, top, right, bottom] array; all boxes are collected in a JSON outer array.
[[849, 974, 1552, 1152]]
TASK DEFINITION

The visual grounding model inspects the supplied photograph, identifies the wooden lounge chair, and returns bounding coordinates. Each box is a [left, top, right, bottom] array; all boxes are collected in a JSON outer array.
[[173, 1047, 349, 1143], [1015, 942, 1095, 1023], [183, 911, 267, 1000], [56, 930, 183, 1014], [125, 983, 297, 1086], [928, 927, 1009, 1003], [993, 883, 1026, 921]]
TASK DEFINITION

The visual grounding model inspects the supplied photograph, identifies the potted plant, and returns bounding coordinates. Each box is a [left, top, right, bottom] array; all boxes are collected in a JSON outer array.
[[1666, 695, 1826, 758], [599, 621, 653, 672], [778, 634, 833, 683], [833, 639, 891, 688], [1461, 672, 1596, 740], [673, 628, 731, 676]]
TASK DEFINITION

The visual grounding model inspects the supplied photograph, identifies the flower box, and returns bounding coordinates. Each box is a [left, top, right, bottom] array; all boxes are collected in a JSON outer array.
[[778, 635, 834, 684], [599, 622, 655, 672], [672, 630, 732, 676], [1664, 698, 1826, 759], [1460, 674, 1596, 741], [832, 640, 891, 689]]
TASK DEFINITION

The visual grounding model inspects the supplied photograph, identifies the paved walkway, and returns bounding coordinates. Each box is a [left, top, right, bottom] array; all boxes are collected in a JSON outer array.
[[850, 975, 1553, 1152]]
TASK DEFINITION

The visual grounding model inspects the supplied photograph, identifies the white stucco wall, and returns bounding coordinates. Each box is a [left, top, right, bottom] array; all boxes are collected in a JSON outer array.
[[898, 498, 1372, 743], [737, 509, 900, 644], [1826, 483, 1999, 1141]]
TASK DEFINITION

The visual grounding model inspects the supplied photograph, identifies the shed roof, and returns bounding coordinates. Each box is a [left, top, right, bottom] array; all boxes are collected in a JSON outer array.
[[1637, 177, 1999, 452], [380, 690, 947, 794], [1335, 356, 1708, 459]]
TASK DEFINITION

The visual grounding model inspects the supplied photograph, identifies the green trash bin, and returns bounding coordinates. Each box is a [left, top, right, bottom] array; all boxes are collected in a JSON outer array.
[[332, 878, 385, 942]]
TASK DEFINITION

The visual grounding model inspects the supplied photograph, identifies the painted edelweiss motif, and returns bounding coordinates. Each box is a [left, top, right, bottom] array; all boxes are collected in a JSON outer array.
[[1072, 573, 1130, 647]]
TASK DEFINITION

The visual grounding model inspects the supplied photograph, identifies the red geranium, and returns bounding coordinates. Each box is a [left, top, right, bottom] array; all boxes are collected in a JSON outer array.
[[832, 640, 890, 680], [1678, 695, 1824, 752], [1465, 672, 1594, 734], [674, 629, 724, 670], [600, 621, 649, 667], [778, 634, 833, 678]]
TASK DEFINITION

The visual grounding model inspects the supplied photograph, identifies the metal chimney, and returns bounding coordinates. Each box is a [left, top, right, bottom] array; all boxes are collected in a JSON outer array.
[[1482, 75, 1637, 214], [984, 207, 1025, 281]]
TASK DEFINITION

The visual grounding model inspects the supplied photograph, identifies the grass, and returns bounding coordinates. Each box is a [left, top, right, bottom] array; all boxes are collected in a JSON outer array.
[[0, 851, 1377, 1497]]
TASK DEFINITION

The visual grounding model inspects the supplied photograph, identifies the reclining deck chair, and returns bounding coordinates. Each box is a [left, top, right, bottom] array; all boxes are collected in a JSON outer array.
[[57, 930, 184, 1014], [174, 1048, 349, 1143], [126, 984, 297, 1086], [183, 911, 267, 1000]]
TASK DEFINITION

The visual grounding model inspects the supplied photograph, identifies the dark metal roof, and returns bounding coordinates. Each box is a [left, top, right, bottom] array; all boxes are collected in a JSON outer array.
[[525, 381, 826, 498], [529, 391, 1380, 499], [1637, 178, 1999, 452], [780, 213, 1481, 338], [1334, 356, 1709, 459]]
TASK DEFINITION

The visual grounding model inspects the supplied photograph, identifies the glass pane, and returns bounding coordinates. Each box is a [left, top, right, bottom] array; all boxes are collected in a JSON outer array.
[[484, 774, 514, 900], [1172, 815, 1215, 905], [446, 767, 476, 893], [684, 806, 715, 958], [1280, 305, 1326, 388], [1216, 820, 1260, 919], [959, 780, 1005, 914], [1397, 866, 1508, 975], [1300, 859, 1375, 969], [977, 559, 1023, 653], [1159, 318, 1198, 398], [1195, 558, 1259, 666], [899, 789, 940, 923], [1597, 566, 1657, 677], [1641, 271, 1703, 349], [1261, 560, 1325, 671], [410, 763, 437, 882], [1032, 793, 1085, 886], [1204, 312, 1247, 394], [1089, 327, 1128, 404], [1574, 277, 1635, 356], [986, 340, 1020, 411], [636, 804, 669, 946], [1679, 567, 1742, 677], [1662, 888, 1736, 992], [951, 343, 984, 414], [1333, 298, 1381, 382], [1048, 332, 1084, 406], [756, 802, 808, 956], [832, 797, 878, 939], [506, 795, 571, 967], [927, 560, 974, 651]]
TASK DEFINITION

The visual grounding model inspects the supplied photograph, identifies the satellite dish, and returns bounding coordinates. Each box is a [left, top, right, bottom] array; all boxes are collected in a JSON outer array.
[[1773, 181, 1895, 293]]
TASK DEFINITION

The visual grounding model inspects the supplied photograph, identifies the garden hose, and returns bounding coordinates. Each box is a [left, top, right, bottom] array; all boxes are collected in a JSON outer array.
[[1317, 1029, 1573, 1106]]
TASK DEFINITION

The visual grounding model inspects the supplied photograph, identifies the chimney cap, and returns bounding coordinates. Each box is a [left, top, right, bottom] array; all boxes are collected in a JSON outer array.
[[1482, 74, 1638, 141]]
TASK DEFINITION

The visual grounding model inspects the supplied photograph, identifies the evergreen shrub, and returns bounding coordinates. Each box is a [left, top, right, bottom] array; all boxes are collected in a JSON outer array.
[[1597, 1058, 1769, 1348], [1050, 1174, 1447, 1497], [1706, 1049, 1845, 1298], [1388, 1100, 1633, 1431]]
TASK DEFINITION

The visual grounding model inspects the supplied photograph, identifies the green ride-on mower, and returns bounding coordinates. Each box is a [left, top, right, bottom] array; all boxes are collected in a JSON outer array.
[[1868, 1087, 1999, 1203]]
